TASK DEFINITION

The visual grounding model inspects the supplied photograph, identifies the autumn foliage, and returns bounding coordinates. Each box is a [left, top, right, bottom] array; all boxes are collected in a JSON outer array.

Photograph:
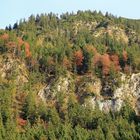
[[94, 52, 121, 75], [93, 53, 101, 65], [18, 37, 24, 48], [122, 50, 128, 62], [110, 54, 121, 71], [74, 50, 84, 66], [63, 56, 72, 69], [101, 54, 111, 75], [2, 34, 32, 58], [0, 33, 9, 41], [18, 38, 31, 58], [6, 41, 17, 48], [24, 42, 31, 57], [0, 26, 135, 77], [94, 53, 111, 75], [17, 117, 27, 126]]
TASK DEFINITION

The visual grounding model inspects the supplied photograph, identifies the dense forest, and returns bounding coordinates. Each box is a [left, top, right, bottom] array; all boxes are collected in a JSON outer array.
[[0, 10, 140, 139]]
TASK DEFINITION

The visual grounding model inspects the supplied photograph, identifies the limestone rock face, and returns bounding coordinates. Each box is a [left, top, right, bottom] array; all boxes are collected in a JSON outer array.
[[38, 72, 140, 115], [130, 73, 140, 98], [96, 99, 124, 112], [38, 85, 51, 102], [38, 73, 74, 102], [113, 73, 140, 114], [84, 97, 123, 113], [87, 73, 140, 114], [78, 73, 140, 114]]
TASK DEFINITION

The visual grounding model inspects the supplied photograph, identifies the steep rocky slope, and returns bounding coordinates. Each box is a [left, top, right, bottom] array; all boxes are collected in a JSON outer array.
[[38, 72, 140, 115], [1, 11, 140, 139]]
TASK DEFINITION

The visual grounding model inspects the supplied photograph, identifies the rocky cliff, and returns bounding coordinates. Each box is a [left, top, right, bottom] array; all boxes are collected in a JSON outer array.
[[38, 72, 140, 115], [0, 55, 140, 115]]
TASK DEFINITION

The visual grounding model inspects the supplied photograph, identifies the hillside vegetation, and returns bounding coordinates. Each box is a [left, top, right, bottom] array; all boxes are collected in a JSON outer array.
[[0, 10, 140, 139]]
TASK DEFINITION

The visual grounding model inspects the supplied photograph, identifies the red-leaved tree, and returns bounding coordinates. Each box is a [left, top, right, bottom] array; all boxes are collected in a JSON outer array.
[[94, 53, 101, 65], [74, 50, 84, 66], [0, 33, 9, 41], [110, 54, 121, 71], [24, 42, 31, 57], [17, 117, 27, 126], [101, 54, 111, 75], [18, 37, 24, 48]]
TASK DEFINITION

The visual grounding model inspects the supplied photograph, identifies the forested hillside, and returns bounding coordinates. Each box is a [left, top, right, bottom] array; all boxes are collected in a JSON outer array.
[[0, 10, 140, 139]]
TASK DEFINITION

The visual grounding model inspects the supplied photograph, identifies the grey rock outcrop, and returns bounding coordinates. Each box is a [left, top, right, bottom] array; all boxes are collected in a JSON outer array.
[[89, 73, 140, 114], [38, 72, 140, 115], [38, 73, 74, 102]]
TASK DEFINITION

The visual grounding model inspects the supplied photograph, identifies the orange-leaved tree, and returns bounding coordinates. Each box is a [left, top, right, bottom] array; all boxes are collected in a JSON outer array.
[[122, 50, 128, 62], [74, 49, 84, 66], [62, 56, 72, 70], [101, 54, 111, 75], [24, 42, 31, 57], [110, 54, 121, 71]]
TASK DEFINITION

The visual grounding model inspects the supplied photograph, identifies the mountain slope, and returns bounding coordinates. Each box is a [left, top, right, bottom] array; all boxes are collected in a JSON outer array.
[[0, 11, 140, 139]]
